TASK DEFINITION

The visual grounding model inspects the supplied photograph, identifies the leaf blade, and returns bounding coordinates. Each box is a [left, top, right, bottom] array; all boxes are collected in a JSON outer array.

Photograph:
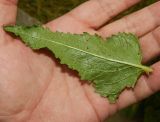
[[4, 25, 152, 102]]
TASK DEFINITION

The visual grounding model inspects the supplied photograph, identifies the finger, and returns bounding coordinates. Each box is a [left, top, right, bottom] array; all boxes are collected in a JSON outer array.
[[0, 0, 18, 26], [47, 0, 140, 31], [98, 2, 160, 37], [140, 26, 160, 63]]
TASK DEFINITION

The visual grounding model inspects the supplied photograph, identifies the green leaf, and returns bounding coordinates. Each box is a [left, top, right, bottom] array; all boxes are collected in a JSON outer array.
[[4, 25, 152, 103]]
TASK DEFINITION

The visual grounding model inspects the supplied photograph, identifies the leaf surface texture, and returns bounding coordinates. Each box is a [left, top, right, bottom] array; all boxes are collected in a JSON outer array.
[[4, 25, 152, 102]]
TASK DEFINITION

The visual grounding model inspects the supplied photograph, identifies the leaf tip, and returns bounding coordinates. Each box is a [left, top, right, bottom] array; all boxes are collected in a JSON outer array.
[[3, 25, 15, 32]]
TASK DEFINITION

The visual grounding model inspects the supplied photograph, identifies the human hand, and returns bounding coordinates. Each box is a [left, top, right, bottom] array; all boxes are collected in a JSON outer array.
[[0, 0, 160, 122]]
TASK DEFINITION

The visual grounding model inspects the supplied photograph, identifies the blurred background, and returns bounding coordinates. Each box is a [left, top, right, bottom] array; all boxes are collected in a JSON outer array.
[[17, 0, 159, 122]]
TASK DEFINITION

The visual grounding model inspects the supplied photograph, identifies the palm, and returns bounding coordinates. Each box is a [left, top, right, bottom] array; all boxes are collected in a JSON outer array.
[[0, 28, 105, 122], [1, 0, 160, 122], [1, 25, 108, 122]]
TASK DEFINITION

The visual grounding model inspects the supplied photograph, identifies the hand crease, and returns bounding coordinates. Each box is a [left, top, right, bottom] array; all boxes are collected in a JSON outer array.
[[67, 11, 92, 30], [152, 27, 160, 49]]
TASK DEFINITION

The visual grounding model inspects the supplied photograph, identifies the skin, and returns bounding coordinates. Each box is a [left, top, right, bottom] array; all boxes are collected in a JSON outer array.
[[0, 0, 160, 121]]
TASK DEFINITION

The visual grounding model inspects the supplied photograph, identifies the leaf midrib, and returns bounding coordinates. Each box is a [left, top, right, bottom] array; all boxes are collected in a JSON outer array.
[[18, 30, 152, 72]]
